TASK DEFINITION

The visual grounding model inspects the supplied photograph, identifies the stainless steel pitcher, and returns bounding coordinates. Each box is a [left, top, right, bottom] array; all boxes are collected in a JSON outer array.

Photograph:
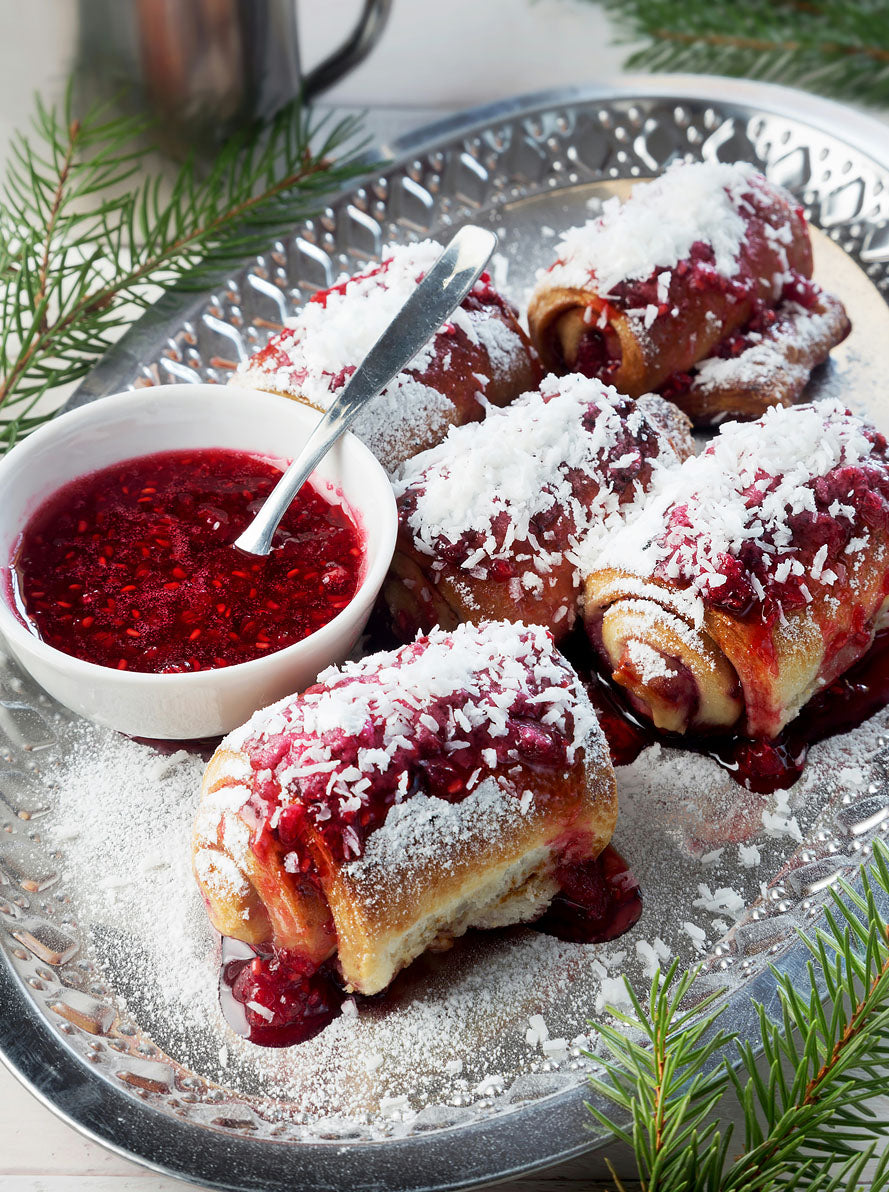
[[76, 0, 392, 156]]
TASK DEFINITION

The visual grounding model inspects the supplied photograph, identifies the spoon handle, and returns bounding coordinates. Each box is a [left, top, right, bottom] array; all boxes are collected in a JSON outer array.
[[234, 225, 498, 557]]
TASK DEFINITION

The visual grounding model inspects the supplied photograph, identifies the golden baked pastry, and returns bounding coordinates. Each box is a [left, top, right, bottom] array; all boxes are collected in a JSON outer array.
[[583, 400, 889, 739], [193, 621, 617, 1009], [527, 161, 850, 426]]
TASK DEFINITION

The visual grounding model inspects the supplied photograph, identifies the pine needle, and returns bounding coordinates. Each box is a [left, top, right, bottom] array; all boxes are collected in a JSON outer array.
[[596, 0, 889, 108], [587, 839, 889, 1191], [0, 83, 370, 451]]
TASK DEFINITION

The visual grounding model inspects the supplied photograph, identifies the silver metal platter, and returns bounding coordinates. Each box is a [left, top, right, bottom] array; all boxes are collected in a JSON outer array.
[[4, 77, 889, 1192]]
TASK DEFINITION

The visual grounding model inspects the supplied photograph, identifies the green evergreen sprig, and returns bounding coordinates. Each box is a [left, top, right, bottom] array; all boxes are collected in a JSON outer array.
[[597, 1, 889, 108], [588, 839, 889, 1191], [0, 86, 370, 452]]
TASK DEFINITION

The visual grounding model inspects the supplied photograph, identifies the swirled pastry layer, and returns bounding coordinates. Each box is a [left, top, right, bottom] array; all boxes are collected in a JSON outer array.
[[583, 400, 889, 739]]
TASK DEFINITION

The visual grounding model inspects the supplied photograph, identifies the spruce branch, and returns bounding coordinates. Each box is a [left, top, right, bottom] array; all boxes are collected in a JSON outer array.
[[595, 1, 889, 108], [587, 961, 735, 1191], [0, 84, 370, 452], [587, 839, 889, 1191]]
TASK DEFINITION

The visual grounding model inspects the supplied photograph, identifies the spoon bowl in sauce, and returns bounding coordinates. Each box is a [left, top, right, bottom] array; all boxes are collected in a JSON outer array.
[[0, 384, 396, 739]]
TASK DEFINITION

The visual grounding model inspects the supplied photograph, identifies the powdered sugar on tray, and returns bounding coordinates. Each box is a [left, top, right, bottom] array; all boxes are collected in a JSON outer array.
[[45, 731, 215, 1014], [34, 692, 888, 1134]]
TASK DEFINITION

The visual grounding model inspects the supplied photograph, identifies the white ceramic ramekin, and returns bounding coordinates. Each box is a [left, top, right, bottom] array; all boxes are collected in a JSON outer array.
[[0, 385, 397, 739]]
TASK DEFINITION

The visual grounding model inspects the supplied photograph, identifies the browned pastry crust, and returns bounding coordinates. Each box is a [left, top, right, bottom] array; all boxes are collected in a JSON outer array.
[[192, 623, 617, 995], [386, 378, 694, 645], [585, 559, 889, 739], [385, 543, 580, 646]]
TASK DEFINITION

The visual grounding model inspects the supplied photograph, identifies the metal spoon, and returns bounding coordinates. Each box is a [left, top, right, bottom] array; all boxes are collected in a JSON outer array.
[[234, 225, 498, 556]]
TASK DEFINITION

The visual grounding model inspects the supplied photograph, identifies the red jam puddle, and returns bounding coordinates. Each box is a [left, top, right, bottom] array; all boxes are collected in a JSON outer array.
[[532, 845, 643, 944], [581, 627, 889, 794], [9, 448, 363, 673], [220, 938, 345, 1048], [218, 844, 641, 1048]]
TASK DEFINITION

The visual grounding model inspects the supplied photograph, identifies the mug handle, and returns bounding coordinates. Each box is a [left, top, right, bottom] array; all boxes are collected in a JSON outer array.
[[302, 0, 393, 100]]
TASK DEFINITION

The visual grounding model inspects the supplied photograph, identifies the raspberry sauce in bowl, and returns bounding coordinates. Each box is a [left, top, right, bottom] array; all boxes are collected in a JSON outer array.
[[12, 448, 363, 674], [0, 385, 398, 738]]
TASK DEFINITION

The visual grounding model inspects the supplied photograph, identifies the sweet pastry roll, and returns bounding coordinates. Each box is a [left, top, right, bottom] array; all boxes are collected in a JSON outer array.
[[527, 161, 850, 426], [386, 373, 695, 644], [233, 241, 540, 473], [583, 400, 889, 740], [193, 620, 617, 997]]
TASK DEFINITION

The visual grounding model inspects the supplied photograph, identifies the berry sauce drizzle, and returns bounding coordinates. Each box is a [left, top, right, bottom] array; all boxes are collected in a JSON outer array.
[[579, 628, 889, 794], [11, 448, 363, 673], [532, 845, 642, 943]]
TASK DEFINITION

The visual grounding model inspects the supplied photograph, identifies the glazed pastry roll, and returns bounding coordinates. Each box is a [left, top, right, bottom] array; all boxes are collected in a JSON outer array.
[[527, 161, 850, 425], [386, 373, 694, 644], [193, 620, 616, 996], [583, 400, 889, 740], [233, 241, 540, 472]]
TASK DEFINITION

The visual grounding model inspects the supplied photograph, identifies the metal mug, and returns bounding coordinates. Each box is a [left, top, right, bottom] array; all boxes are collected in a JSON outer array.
[[76, 0, 392, 156]]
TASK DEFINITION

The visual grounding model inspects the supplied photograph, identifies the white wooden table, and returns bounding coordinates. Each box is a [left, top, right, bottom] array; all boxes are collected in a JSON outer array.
[[1, 1, 887, 1188]]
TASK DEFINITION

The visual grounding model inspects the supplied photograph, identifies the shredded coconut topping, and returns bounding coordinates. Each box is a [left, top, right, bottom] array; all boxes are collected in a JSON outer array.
[[394, 374, 687, 586], [541, 161, 770, 297], [229, 621, 604, 862], [588, 400, 889, 625]]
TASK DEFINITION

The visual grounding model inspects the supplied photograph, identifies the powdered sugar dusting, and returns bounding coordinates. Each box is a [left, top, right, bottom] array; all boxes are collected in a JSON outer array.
[[624, 638, 676, 683], [344, 777, 534, 889], [44, 733, 213, 1014]]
